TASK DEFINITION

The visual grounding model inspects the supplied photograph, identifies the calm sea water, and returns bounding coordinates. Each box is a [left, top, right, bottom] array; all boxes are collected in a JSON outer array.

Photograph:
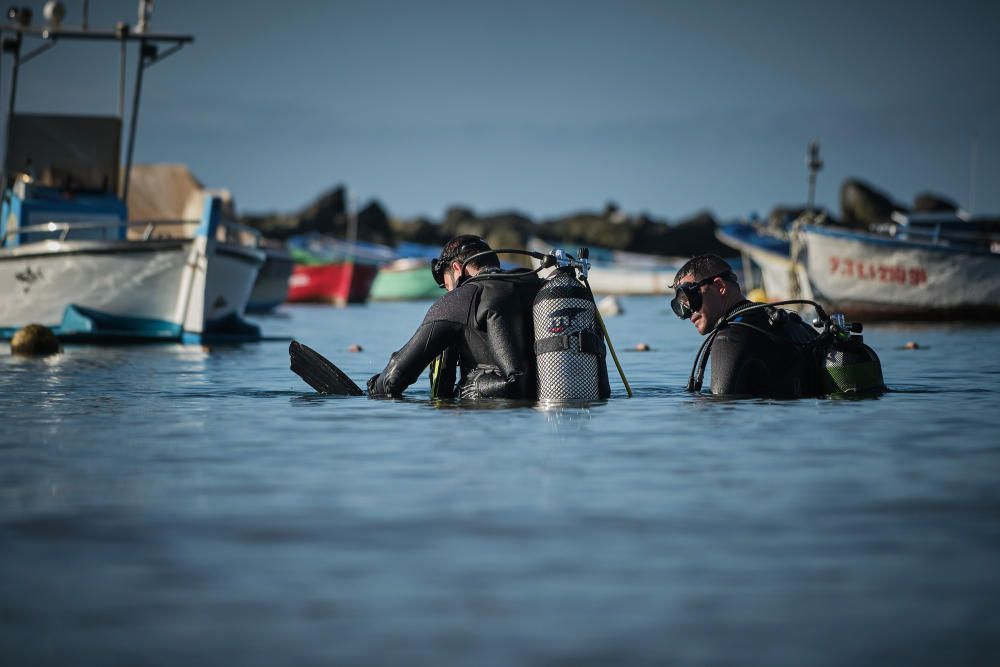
[[2, 297, 999, 666]]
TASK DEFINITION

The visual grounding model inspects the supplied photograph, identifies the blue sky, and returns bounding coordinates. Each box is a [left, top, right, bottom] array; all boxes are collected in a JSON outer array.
[[8, 0, 999, 220]]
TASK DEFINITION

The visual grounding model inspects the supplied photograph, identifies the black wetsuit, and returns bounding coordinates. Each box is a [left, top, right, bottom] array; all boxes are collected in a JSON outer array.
[[368, 268, 543, 399], [709, 300, 821, 397]]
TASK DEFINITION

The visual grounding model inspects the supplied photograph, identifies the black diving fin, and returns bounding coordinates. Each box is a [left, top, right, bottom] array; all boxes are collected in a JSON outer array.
[[289, 341, 364, 396]]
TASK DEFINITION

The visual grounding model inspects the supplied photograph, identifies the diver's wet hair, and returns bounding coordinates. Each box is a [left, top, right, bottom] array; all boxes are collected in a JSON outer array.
[[673, 254, 737, 287], [441, 235, 499, 271]]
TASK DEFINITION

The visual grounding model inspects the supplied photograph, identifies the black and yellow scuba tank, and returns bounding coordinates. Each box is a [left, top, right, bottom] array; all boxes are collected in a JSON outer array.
[[813, 312, 885, 394], [687, 299, 885, 396]]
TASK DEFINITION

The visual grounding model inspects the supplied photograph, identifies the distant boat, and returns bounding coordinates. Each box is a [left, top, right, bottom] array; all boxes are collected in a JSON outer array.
[[286, 234, 390, 305], [715, 221, 811, 302], [528, 239, 684, 295], [0, 20, 263, 343], [369, 242, 441, 301], [801, 213, 1000, 320], [247, 241, 294, 312], [370, 257, 441, 301], [718, 213, 1000, 320]]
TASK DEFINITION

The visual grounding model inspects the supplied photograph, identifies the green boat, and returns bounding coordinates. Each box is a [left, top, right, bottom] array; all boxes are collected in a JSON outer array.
[[370, 258, 441, 301]]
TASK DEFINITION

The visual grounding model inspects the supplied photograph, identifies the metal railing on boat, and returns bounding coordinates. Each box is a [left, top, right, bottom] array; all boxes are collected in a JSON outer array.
[[1, 218, 262, 247]]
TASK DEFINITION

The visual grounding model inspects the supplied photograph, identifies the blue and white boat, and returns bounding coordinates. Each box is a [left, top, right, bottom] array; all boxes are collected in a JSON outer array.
[[0, 7, 264, 342], [718, 213, 1000, 320], [715, 220, 811, 302], [801, 213, 1000, 320]]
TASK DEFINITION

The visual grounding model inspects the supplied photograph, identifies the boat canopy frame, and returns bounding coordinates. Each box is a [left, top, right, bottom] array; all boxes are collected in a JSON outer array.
[[0, 23, 194, 203]]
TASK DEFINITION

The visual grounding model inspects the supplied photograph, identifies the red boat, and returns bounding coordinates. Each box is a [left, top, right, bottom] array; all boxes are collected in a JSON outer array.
[[287, 262, 379, 305], [286, 234, 393, 305]]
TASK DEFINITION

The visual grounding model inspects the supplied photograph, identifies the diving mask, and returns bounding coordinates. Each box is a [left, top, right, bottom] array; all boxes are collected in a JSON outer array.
[[670, 271, 738, 319], [431, 238, 491, 288]]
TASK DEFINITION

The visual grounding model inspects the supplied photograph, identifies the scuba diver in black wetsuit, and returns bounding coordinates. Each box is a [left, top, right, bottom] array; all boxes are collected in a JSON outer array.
[[289, 236, 619, 399], [367, 235, 552, 400], [670, 254, 824, 397]]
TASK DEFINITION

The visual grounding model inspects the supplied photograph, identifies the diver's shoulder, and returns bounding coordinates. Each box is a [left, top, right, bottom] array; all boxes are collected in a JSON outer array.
[[423, 285, 477, 321]]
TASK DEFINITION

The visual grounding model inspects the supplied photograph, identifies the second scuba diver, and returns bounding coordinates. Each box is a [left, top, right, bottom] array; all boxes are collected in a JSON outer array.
[[671, 254, 823, 397], [670, 253, 885, 397], [367, 235, 611, 400]]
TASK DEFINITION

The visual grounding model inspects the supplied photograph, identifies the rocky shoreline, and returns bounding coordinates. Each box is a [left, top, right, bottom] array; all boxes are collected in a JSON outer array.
[[239, 179, 973, 257]]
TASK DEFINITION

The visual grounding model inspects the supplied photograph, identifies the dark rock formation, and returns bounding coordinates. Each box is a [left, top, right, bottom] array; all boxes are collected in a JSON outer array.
[[240, 185, 393, 244], [389, 216, 442, 246], [840, 179, 906, 227], [240, 185, 346, 239], [242, 176, 965, 259], [243, 186, 735, 258], [355, 201, 395, 245], [913, 191, 958, 213], [660, 211, 734, 257]]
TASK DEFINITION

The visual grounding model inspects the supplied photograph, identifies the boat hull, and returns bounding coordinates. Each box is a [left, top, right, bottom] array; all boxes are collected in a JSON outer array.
[[1, 240, 191, 336], [287, 262, 378, 305], [247, 246, 293, 312], [370, 259, 440, 301], [182, 239, 265, 340], [0, 237, 265, 342], [716, 223, 811, 302], [802, 226, 1000, 320]]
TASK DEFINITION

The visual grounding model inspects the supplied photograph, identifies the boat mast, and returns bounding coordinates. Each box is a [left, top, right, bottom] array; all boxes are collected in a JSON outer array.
[[806, 141, 823, 214]]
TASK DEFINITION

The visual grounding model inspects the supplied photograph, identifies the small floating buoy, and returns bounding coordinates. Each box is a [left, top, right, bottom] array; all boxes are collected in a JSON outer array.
[[634, 342, 651, 352], [904, 341, 920, 350], [347, 343, 363, 353], [10, 323, 60, 356]]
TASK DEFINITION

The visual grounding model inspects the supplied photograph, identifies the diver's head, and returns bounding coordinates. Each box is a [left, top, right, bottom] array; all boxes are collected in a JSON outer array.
[[671, 254, 743, 334], [432, 235, 498, 291]]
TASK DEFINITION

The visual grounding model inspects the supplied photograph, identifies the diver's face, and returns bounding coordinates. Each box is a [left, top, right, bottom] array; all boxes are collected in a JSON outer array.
[[677, 273, 724, 335]]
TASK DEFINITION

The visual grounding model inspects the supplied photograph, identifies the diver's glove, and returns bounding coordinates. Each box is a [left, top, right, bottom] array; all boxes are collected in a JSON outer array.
[[458, 368, 514, 400], [366, 373, 382, 397]]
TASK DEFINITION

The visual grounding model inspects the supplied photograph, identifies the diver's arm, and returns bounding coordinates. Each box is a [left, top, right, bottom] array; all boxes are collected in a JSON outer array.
[[368, 319, 462, 397]]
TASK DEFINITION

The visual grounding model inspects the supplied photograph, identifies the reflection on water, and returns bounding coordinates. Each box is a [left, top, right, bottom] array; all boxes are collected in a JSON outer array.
[[2, 298, 1000, 665]]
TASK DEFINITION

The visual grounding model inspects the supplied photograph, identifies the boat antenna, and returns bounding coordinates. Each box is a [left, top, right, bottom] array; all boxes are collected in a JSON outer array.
[[82, 0, 89, 30], [806, 141, 823, 214], [969, 139, 978, 214]]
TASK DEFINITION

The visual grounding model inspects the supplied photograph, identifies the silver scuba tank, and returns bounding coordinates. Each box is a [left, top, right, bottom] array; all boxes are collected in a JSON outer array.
[[533, 266, 603, 401]]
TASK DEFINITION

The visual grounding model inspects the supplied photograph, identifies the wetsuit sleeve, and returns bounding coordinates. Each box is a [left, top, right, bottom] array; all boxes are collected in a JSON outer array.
[[368, 305, 464, 398]]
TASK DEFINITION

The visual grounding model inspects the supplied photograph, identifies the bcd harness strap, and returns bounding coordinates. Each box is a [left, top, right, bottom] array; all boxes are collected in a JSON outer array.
[[534, 330, 602, 356]]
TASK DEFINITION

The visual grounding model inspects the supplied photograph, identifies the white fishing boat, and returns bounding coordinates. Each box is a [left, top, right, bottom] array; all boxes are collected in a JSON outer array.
[[715, 221, 811, 302], [719, 142, 1000, 320], [801, 214, 1000, 320], [0, 5, 264, 342]]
